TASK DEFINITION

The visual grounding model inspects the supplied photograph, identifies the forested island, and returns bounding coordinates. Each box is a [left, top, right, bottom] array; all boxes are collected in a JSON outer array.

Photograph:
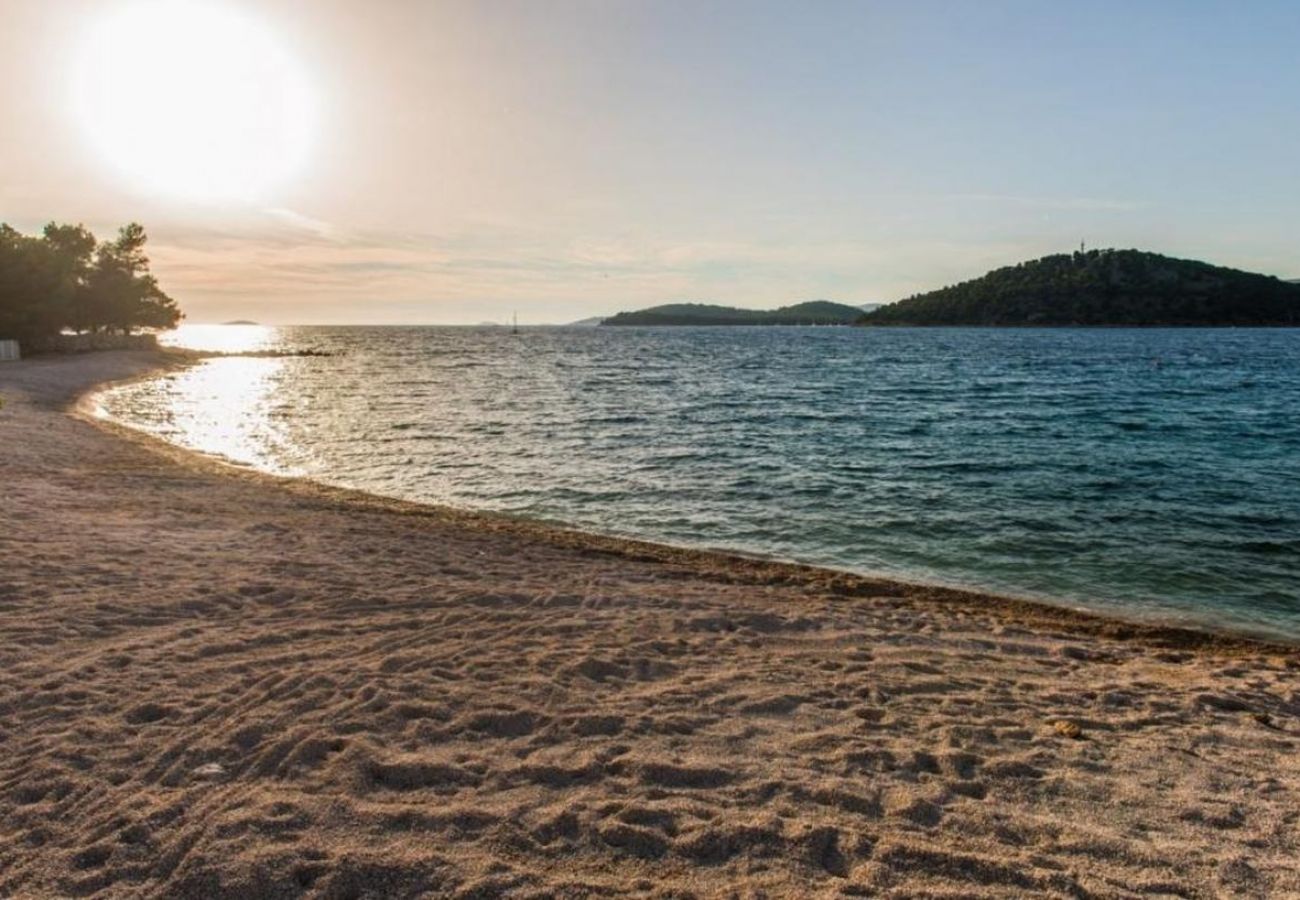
[[603, 300, 862, 326], [0, 222, 180, 346], [860, 249, 1300, 326]]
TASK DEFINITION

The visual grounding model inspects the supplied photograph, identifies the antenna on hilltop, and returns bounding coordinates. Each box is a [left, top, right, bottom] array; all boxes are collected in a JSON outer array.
[[1080, 240, 1086, 253]]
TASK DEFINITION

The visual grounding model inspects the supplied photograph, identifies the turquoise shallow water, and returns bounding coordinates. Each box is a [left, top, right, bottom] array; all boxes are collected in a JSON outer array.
[[99, 325, 1300, 640]]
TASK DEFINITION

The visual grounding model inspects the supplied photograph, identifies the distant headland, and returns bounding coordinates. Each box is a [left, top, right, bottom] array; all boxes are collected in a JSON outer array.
[[592, 251, 1297, 329], [602, 300, 863, 326], [859, 249, 1300, 326]]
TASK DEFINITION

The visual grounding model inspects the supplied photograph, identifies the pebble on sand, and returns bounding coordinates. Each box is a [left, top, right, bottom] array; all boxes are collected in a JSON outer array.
[[1052, 719, 1084, 740]]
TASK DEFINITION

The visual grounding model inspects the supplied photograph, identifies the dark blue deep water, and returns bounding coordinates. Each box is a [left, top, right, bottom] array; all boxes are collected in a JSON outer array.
[[101, 325, 1300, 639]]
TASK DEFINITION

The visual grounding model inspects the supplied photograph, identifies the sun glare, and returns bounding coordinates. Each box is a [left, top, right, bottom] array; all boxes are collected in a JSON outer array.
[[71, 1, 317, 204]]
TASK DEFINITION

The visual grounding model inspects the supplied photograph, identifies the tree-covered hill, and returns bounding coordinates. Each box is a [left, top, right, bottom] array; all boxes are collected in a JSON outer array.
[[860, 250, 1300, 326], [603, 300, 862, 326]]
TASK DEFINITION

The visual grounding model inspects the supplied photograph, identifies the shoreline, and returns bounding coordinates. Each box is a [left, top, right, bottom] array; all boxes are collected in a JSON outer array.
[[3, 349, 1298, 897], [86, 348, 1294, 654]]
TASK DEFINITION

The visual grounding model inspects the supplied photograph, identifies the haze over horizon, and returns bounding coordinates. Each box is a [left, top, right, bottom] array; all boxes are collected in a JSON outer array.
[[2, 0, 1297, 324]]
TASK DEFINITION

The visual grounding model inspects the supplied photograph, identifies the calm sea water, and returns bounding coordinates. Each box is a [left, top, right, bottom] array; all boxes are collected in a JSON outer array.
[[97, 325, 1300, 640]]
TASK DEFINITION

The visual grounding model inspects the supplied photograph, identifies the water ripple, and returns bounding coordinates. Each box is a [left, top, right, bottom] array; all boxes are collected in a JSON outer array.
[[98, 324, 1300, 639]]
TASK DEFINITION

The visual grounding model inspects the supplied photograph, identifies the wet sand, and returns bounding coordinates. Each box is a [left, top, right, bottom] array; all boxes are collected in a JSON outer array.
[[1, 350, 1297, 898]]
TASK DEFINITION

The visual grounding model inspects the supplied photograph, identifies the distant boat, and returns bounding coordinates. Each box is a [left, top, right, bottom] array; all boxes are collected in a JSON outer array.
[[512, 312, 519, 335]]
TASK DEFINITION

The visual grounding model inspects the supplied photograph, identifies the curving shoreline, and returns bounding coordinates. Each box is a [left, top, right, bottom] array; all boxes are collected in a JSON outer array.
[[87, 350, 1294, 652], [2, 350, 1298, 896]]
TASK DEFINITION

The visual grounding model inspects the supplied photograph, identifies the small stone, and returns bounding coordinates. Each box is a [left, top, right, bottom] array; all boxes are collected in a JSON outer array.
[[1053, 720, 1083, 740], [193, 762, 225, 778]]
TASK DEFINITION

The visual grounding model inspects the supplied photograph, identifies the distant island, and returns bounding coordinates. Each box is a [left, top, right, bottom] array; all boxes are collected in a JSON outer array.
[[603, 300, 863, 326], [860, 249, 1300, 326], [222, 319, 259, 325]]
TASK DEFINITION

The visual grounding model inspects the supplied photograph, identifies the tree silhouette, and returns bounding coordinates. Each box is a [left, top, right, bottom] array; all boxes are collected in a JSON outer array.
[[0, 221, 181, 343]]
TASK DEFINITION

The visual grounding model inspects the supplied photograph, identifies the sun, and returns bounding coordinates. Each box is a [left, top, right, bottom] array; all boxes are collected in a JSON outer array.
[[71, 1, 317, 204]]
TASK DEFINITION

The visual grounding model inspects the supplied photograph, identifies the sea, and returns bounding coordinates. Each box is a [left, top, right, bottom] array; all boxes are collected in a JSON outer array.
[[95, 324, 1300, 640]]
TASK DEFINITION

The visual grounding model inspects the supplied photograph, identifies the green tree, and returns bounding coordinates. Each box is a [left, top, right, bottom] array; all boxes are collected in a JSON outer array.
[[41, 223, 98, 333], [0, 221, 182, 342], [0, 225, 65, 342], [84, 223, 182, 334]]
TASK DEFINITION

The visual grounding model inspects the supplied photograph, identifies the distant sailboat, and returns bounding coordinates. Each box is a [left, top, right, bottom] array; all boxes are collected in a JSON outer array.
[[512, 312, 519, 335]]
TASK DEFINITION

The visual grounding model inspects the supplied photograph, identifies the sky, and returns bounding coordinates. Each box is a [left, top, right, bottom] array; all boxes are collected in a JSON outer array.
[[1, 0, 1298, 324]]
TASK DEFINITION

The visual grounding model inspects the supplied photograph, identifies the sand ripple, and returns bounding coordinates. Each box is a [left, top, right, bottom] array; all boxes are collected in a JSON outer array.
[[0, 352, 1298, 898]]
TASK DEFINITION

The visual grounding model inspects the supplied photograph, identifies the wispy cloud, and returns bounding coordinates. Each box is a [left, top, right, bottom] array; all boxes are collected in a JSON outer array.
[[145, 207, 1050, 323], [942, 193, 1145, 212], [263, 207, 336, 238]]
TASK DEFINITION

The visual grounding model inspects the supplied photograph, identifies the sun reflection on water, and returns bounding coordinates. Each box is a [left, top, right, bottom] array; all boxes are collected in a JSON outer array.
[[160, 323, 279, 354], [95, 326, 1300, 639], [99, 357, 302, 474]]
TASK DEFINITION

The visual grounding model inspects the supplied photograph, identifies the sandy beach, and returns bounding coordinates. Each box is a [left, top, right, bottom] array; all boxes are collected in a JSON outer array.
[[1, 350, 1297, 898]]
